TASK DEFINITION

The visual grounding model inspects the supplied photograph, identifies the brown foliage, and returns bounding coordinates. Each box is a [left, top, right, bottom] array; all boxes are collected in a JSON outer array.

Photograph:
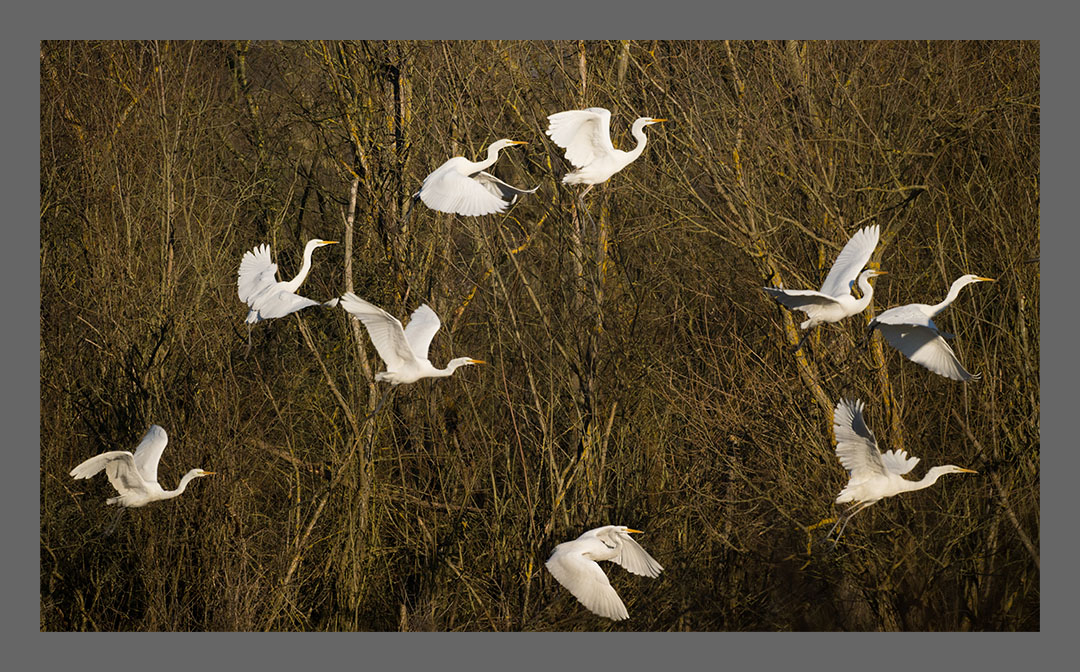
[[41, 40, 1039, 631]]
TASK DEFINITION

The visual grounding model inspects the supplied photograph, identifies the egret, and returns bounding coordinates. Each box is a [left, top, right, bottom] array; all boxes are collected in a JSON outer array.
[[827, 398, 976, 543], [545, 525, 663, 621], [545, 108, 667, 199], [69, 425, 214, 508], [339, 292, 484, 385], [415, 139, 537, 216], [868, 274, 995, 382], [237, 238, 338, 324], [763, 225, 885, 350]]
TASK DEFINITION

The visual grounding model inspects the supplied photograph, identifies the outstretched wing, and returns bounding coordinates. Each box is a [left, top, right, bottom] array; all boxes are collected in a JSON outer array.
[[472, 171, 539, 204], [419, 162, 510, 216], [875, 323, 979, 381], [402, 304, 442, 362], [880, 449, 920, 475], [545, 108, 615, 168], [819, 225, 880, 298], [546, 543, 629, 621], [873, 303, 936, 330], [762, 287, 842, 312], [833, 398, 886, 480], [339, 293, 417, 371], [238, 244, 279, 303], [611, 533, 664, 578], [70, 451, 151, 500], [132, 424, 168, 484], [249, 291, 320, 321]]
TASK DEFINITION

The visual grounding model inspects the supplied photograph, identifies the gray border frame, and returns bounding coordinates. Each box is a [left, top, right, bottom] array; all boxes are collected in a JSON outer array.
[[25, 1, 1054, 669]]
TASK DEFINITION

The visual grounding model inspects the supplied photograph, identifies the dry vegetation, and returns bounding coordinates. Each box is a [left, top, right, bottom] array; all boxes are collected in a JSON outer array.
[[40, 40, 1039, 631]]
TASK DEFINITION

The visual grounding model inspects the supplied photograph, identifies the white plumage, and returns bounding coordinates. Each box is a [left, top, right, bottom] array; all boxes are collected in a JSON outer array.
[[869, 274, 995, 381], [827, 398, 976, 542], [69, 425, 214, 507], [417, 139, 536, 216], [339, 292, 483, 385], [545, 525, 663, 621], [545, 108, 667, 196], [237, 239, 338, 323], [763, 225, 885, 330]]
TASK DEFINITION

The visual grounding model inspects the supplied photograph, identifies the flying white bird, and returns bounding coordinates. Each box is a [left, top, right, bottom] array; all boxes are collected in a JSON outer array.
[[827, 398, 976, 543], [69, 425, 214, 508], [545, 525, 663, 621], [545, 108, 667, 198], [339, 292, 484, 385], [415, 139, 536, 216], [868, 274, 995, 382], [237, 238, 338, 323], [763, 225, 885, 347]]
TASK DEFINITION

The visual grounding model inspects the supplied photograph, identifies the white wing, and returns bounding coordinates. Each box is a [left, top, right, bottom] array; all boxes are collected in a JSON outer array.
[[472, 171, 538, 202], [132, 424, 168, 484], [248, 291, 320, 320], [238, 244, 278, 303], [546, 544, 629, 621], [70, 451, 151, 499], [873, 303, 935, 329], [419, 163, 510, 216], [402, 304, 442, 362], [819, 225, 880, 298], [611, 533, 663, 578], [833, 398, 886, 480], [762, 287, 842, 312], [339, 293, 417, 370], [880, 449, 920, 475], [875, 323, 978, 381], [546, 108, 615, 168]]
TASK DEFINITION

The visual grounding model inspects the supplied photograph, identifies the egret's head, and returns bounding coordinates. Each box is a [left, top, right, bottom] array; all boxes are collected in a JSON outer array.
[[960, 274, 995, 285], [449, 357, 485, 371], [195, 469, 216, 478], [491, 139, 528, 152], [945, 466, 978, 475], [307, 238, 339, 250]]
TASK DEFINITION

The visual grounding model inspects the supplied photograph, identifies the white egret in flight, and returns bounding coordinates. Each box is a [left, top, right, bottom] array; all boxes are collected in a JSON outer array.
[[237, 239, 338, 323], [69, 425, 214, 507], [868, 274, 995, 382], [545, 108, 667, 198], [339, 292, 484, 385], [763, 225, 885, 349], [545, 525, 663, 621], [416, 139, 537, 216], [827, 398, 976, 543]]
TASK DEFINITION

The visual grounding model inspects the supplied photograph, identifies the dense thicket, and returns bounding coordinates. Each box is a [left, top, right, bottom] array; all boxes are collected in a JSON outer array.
[[40, 40, 1039, 631]]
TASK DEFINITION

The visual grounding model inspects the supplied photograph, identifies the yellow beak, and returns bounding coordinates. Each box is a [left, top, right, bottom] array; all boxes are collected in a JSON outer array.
[[322, 240, 339, 245], [625, 528, 644, 534], [977, 277, 996, 282], [958, 468, 978, 474], [469, 359, 486, 365], [650, 118, 668, 123]]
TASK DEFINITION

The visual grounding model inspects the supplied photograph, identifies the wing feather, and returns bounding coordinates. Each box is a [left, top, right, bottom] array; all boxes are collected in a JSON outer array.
[[419, 166, 509, 216], [238, 244, 278, 303], [762, 287, 842, 312], [546, 108, 615, 168], [611, 534, 664, 578], [833, 398, 886, 480], [339, 293, 416, 371], [546, 544, 629, 621], [402, 304, 442, 362], [875, 323, 979, 381], [819, 225, 880, 298], [132, 425, 168, 484]]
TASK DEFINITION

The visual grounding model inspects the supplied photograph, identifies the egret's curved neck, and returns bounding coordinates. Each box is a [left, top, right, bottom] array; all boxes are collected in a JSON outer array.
[[900, 466, 950, 493], [472, 144, 505, 173], [852, 273, 877, 311], [929, 277, 973, 316], [282, 243, 318, 293], [626, 121, 651, 161], [162, 470, 201, 500], [433, 359, 472, 378]]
